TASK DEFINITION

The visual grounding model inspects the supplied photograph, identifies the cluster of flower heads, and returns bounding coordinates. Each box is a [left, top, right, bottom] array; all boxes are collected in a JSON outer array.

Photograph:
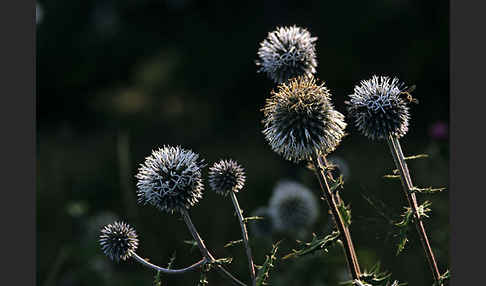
[[208, 159, 246, 196], [135, 146, 205, 214], [346, 76, 411, 140], [99, 221, 139, 262], [256, 25, 318, 83], [268, 180, 319, 233], [262, 76, 346, 162]]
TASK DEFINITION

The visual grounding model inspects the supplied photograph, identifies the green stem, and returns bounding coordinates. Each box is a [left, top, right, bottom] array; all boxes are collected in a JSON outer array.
[[386, 135, 442, 285], [230, 191, 257, 286], [312, 153, 361, 280], [181, 210, 247, 286]]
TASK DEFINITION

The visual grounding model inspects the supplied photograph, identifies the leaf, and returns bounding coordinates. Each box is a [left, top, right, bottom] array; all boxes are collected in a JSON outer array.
[[153, 271, 162, 286], [224, 239, 243, 248], [404, 154, 429, 160], [354, 263, 407, 286], [282, 231, 340, 260], [411, 186, 446, 194], [338, 202, 352, 227], [244, 216, 264, 223], [255, 241, 280, 286], [383, 174, 401, 179], [433, 269, 450, 286]]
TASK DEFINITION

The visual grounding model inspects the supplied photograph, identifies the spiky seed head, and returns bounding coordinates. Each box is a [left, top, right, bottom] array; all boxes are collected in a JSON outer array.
[[208, 159, 246, 196], [249, 206, 274, 238], [256, 25, 318, 84], [135, 145, 205, 214], [99, 221, 139, 262], [262, 76, 347, 162], [346, 75, 411, 140], [268, 180, 319, 233]]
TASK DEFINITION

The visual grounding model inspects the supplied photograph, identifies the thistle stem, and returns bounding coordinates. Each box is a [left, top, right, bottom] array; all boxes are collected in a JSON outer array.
[[181, 210, 247, 286], [311, 153, 361, 280], [229, 191, 257, 286], [132, 253, 206, 274], [386, 135, 442, 285], [318, 155, 361, 277]]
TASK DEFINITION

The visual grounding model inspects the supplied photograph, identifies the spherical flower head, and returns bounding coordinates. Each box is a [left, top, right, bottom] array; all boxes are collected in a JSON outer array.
[[268, 180, 319, 233], [346, 75, 411, 140], [262, 76, 347, 162], [208, 159, 246, 196], [99, 221, 139, 262], [135, 145, 205, 214], [249, 206, 274, 238], [256, 25, 318, 84]]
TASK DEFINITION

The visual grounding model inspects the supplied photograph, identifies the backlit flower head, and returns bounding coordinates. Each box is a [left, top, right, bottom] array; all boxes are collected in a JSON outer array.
[[262, 76, 347, 162], [99, 221, 139, 262], [135, 145, 205, 214], [346, 76, 411, 140], [208, 159, 246, 196], [268, 180, 319, 233], [256, 25, 318, 84]]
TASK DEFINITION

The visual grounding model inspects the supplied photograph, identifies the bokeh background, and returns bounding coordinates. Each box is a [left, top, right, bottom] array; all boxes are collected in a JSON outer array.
[[36, 0, 449, 285]]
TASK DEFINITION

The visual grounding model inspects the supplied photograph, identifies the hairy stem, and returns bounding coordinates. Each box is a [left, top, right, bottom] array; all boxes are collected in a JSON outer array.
[[318, 155, 361, 276], [132, 253, 206, 274], [386, 135, 442, 285], [181, 210, 247, 286], [229, 191, 257, 286], [311, 153, 361, 280]]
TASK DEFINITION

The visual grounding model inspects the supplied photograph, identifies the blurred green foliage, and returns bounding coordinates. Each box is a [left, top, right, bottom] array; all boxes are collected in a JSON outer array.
[[37, 0, 449, 285]]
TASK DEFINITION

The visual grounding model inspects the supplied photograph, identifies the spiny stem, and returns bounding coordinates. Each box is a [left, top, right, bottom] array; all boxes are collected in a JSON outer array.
[[229, 191, 257, 286], [181, 210, 247, 286], [132, 253, 206, 274], [311, 153, 361, 280], [386, 135, 442, 285], [318, 155, 361, 276]]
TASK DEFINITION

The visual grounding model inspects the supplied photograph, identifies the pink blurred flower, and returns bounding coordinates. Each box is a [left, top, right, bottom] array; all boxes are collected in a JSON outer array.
[[429, 121, 448, 140]]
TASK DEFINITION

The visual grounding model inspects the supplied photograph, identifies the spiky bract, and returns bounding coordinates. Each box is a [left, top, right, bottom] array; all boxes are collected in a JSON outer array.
[[99, 221, 139, 262], [249, 207, 274, 238], [208, 159, 246, 196], [346, 76, 411, 140], [256, 25, 318, 83], [135, 146, 204, 214], [262, 76, 347, 162], [268, 180, 319, 233]]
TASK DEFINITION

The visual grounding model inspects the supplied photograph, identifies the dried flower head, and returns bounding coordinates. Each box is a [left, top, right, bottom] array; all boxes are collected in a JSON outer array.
[[346, 76, 411, 140], [262, 76, 347, 162], [268, 180, 319, 233], [249, 206, 274, 238], [208, 159, 246, 196], [256, 25, 318, 83], [135, 146, 205, 213], [99, 221, 139, 262]]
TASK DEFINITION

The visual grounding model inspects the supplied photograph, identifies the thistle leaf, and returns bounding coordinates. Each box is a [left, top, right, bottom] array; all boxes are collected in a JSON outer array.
[[282, 231, 340, 260], [244, 216, 264, 223], [338, 202, 352, 227], [255, 241, 280, 286], [404, 154, 429, 160], [224, 239, 243, 248], [411, 186, 446, 194]]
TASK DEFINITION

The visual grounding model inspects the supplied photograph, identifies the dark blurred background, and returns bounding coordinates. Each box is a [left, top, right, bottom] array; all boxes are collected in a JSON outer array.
[[36, 0, 449, 285]]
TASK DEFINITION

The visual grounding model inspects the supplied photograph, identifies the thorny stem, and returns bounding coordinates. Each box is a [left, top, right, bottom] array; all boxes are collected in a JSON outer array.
[[319, 155, 361, 276], [386, 135, 442, 285], [311, 153, 361, 280], [229, 191, 257, 286], [181, 210, 247, 286], [132, 253, 206, 274]]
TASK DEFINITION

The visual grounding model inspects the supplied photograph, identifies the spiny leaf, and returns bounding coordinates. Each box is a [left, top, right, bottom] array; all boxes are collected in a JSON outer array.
[[330, 175, 345, 193], [354, 263, 407, 286], [404, 154, 429, 160], [383, 174, 401, 179], [282, 231, 340, 260], [166, 251, 176, 269], [338, 202, 352, 227], [411, 186, 446, 194], [433, 269, 450, 286], [211, 257, 233, 266], [244, 216, 264, 223], [153, 271, 162, 286], [224, 239, 243, 248], [255, 241, 280, 286]]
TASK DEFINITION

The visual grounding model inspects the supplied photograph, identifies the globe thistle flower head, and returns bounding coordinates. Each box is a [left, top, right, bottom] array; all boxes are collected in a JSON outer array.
[[249, 206, 274, 238], [262, 76, 347, 163], [208, 159, 246, 196], [346, 75, 411, 140], [99, 221, 138, 262], [268, 180, 319, 233], [256, 25, 318, 83], [135, 145, 205, 214]]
